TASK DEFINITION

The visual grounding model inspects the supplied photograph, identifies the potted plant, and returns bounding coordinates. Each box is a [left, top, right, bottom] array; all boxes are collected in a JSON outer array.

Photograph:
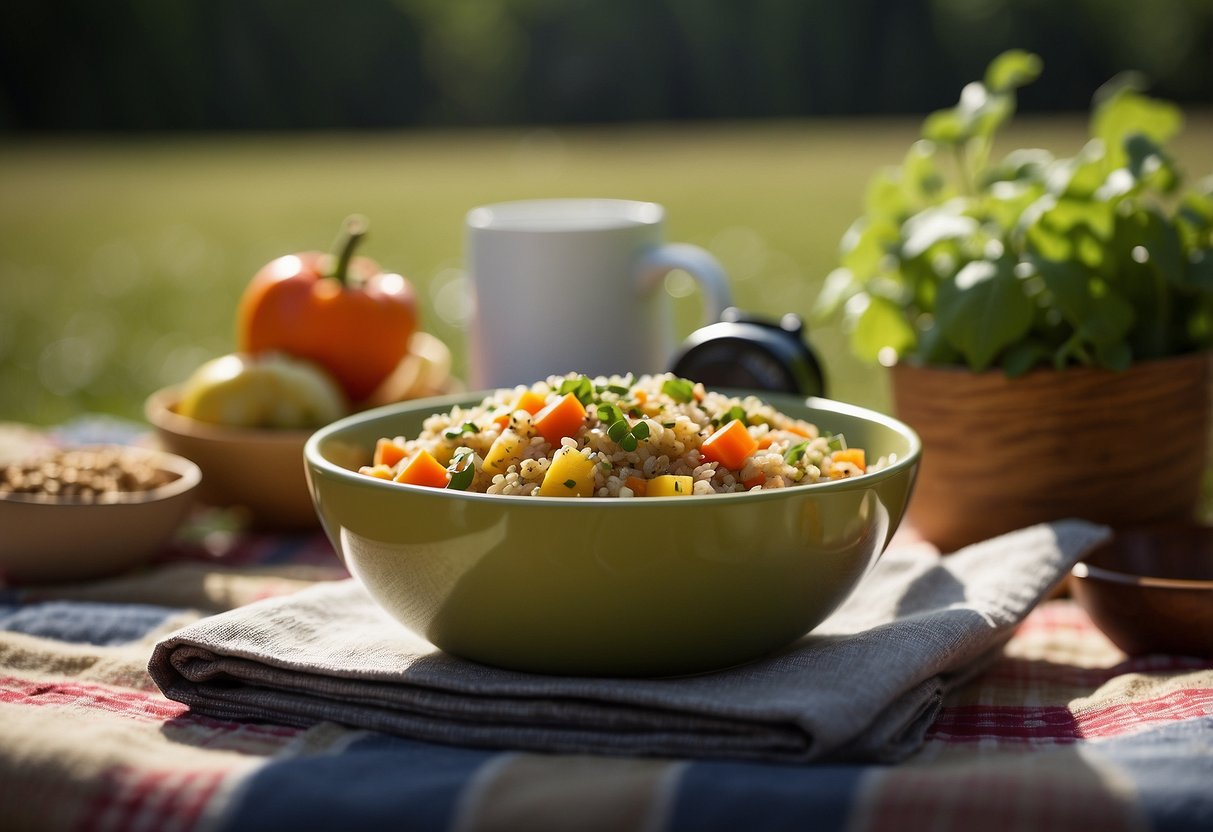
[[814, 50, 1213, 552]]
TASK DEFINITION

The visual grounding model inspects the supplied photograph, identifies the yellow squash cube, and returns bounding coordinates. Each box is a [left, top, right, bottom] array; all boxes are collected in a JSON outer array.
[[538, 448, 597, 497], [647, 475, 694, 496], [483, 429, 524, 475]]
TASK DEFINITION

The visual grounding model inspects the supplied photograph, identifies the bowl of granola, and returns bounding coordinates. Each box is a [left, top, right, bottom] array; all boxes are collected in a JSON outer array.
[[0, 444, 201, 584]]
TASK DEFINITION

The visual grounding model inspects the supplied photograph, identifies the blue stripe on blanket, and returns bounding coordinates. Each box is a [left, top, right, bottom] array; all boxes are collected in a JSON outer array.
[[1091, 717, 1213, 832], [221, 733, 496, 832], [668, 760, 866, 832], [0, 600, 182, 645], [257, 535, 323, 565]]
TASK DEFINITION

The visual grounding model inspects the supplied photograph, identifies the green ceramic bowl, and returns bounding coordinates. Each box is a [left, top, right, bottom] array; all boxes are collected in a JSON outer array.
[[304, 391, 921, 677]]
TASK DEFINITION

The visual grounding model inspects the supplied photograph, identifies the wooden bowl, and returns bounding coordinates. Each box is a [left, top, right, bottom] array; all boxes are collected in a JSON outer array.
[[0, 445, 201, 584], [1069, 525, 1213, 658], [144, 386, 320, 531]]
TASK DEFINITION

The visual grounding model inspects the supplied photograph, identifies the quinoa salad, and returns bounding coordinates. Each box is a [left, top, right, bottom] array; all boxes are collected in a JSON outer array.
[[358, 373, 887, 497]]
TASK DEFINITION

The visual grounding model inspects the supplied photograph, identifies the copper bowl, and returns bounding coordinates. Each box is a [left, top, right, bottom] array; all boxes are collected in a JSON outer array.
[[1069, 525, 1213, 658]]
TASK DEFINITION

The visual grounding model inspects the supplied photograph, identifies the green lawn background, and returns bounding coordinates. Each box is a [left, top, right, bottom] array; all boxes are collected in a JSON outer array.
[[2, 115, 1211, 427]]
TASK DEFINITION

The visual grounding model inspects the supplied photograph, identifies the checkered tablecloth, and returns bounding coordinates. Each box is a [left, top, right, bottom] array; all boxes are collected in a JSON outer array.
[[2, 528, 1211, 832]]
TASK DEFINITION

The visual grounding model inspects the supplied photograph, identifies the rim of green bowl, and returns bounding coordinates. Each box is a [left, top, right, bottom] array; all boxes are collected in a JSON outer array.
[[304, 391, 922, 506]]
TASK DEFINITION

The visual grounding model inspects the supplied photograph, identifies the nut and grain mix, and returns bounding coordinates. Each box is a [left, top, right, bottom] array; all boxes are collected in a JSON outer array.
[[1, 447, 179, 502]]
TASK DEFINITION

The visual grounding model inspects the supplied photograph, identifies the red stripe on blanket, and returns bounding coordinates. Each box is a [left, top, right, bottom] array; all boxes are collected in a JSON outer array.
[[1014, 602, 1095, 634], [179, 768, 229, 828], [0, 674, 302, 741], [929, 688, 1213, 743], [1, 675, 189, 720], [79, 766, 230, 832], [1075, 688, 1213, 738]]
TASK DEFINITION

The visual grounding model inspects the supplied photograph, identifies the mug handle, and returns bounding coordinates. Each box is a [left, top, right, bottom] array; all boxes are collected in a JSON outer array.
[[636, 243, 732, 324]]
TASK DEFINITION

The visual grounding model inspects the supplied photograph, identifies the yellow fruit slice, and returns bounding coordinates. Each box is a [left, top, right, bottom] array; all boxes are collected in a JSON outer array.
[[176, 352, 347, 429]]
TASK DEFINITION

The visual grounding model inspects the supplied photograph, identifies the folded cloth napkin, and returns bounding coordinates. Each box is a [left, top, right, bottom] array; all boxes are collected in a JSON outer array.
[[148, 520, 1108, 764]]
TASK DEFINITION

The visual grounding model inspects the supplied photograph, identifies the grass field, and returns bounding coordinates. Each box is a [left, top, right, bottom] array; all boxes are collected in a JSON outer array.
[[3, 114, 1212, 427]]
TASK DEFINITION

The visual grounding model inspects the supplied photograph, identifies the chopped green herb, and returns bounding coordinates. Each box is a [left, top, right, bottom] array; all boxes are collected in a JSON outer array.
[[598, 403, 625, 426], [559, 375, 595, 405], [825, 433, 846, 451], [661, 378, 695, 403], [564, 479, 576, 489], [784, 441, 810, 465], [607, 420, 629, 442], [716, 405, 749, 427], [593, 375, 635, 397], [445, 449, 476, 491], [442, 421, 479, 440], [674, 480, 684, 493], [606, 414, 650, 452]]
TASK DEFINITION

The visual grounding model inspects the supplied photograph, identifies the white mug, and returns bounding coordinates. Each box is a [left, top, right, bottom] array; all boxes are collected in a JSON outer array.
[[465, 198, 732, 389]]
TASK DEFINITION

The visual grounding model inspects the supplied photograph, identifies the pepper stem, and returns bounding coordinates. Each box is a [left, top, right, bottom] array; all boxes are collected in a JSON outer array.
[[329, 214, 369, 285]]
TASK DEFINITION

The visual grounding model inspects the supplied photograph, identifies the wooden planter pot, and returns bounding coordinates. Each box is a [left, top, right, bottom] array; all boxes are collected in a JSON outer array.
[[889, 351, 1213, 553]]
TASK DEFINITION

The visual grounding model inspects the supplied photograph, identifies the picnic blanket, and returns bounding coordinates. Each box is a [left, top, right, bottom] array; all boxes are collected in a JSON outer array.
[[147, 521, 1107, 765], [3, 524, 1212, 832]]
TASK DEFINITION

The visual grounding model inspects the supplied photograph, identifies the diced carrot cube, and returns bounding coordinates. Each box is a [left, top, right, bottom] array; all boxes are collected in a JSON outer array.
[[742, 473, 766, 490], [624, 475, 648, 496], [393, 449, 450, 488], [515, 389, 547, 415], [373, 438, 407, 468], [786, 421, 817, 438], [699, 419, 758, 471], [830, 448, 866, 472], [533, 392, 587, 446]]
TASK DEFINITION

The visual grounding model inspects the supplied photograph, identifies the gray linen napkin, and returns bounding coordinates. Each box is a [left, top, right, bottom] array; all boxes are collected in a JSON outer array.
[[148, 520, 1109, 763]]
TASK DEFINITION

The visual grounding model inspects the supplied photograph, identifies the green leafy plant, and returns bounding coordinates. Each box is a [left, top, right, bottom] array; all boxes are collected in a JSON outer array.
[[813, 50, 1213, 375]]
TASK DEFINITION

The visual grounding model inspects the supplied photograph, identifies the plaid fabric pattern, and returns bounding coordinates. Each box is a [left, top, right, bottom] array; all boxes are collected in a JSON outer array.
[[144, 522, 1109, 765], [2, 528, 1210, 832]]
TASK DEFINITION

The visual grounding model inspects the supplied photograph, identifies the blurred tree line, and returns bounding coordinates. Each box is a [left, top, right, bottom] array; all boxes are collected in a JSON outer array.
[[1, 0, 1210, 131]]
